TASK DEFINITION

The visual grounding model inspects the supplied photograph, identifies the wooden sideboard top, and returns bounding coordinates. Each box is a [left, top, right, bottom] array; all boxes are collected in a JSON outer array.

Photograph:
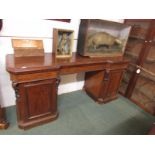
[[6, 53, 128, 74]]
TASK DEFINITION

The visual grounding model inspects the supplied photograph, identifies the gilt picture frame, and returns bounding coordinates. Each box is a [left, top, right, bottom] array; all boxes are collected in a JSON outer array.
[[53, 28, 74, 58]]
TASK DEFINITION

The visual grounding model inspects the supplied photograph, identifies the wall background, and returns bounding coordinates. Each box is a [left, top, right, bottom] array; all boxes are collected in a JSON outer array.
[[0, 19, 123, 107]]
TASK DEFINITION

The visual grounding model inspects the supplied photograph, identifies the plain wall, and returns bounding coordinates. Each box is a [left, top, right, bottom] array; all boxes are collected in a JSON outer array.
[[0, 19, 123, 107]]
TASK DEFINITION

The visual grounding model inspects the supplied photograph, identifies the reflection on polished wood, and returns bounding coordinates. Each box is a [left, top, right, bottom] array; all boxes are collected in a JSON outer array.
[[6, 53, 125, 74], [6, 52, 129, 129]]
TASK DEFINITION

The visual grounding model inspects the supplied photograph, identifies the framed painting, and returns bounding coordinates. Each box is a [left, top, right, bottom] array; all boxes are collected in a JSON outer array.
[[53, 28, 74, 58]]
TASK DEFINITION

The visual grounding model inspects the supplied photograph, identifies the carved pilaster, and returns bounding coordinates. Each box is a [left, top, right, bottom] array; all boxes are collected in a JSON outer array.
[[104, 69, 110, 81], [56, 77, 61, 91], [12, 82, 20, 100]]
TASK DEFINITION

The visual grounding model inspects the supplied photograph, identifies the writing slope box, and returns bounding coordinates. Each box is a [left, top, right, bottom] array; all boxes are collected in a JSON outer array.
[[12, 39, 44, 57], [53, 28, 74, 58], [77, 19, 131, 59]]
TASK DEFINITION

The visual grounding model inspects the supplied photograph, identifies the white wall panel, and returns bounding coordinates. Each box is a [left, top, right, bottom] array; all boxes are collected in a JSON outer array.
[[0, 19, 123, 107]]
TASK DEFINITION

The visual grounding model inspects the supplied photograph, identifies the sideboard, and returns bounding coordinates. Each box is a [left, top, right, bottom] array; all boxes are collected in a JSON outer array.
[[6, 53, 129, 129]]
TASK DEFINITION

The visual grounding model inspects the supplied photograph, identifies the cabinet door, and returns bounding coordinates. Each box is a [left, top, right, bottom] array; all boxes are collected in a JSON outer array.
[[130, 22, 155, 114], [120, 20, 152, 95], [17, 79, 58, 128], [84, 70, 105, 100], [102, 69, 124, 102]]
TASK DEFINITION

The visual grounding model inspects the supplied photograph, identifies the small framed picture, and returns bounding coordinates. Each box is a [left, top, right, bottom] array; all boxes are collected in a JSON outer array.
[[53, 28, 74, 58]]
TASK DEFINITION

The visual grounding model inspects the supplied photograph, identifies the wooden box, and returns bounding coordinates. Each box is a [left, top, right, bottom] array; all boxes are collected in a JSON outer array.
[[77, 19, 131, 59], [53, 28, 74, 58], [12, 39, 44, 57]]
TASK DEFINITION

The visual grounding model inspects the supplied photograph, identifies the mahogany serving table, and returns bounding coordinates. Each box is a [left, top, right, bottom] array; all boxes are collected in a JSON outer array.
[[6, 53, 128, 129]]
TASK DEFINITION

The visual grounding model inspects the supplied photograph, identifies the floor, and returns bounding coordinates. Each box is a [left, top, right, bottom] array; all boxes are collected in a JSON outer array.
[[0, 90, 155, 135]]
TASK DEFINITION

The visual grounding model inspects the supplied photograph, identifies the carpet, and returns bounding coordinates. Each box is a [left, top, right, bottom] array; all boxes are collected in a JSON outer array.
[[0, 90, 154, 135]]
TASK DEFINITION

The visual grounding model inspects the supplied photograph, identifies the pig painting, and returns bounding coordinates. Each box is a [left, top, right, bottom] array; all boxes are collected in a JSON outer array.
[[87, 32, 122, 50]]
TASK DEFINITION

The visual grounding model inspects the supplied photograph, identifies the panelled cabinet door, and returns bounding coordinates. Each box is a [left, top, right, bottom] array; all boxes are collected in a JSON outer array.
[[120, 20, 152, 95], [131, 22, 155, 114], [17, 79, 58, 129], [84, 70, 105, 100], [119, 19, 155, 115]]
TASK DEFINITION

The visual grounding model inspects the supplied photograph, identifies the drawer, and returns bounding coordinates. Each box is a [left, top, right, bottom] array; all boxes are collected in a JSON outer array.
[[10, 71, 58, 82], [60, 64, 105, 75]]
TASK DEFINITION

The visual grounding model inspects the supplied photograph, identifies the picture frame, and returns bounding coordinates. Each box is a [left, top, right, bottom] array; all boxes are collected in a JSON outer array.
[[53, 28, 74, 58]]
